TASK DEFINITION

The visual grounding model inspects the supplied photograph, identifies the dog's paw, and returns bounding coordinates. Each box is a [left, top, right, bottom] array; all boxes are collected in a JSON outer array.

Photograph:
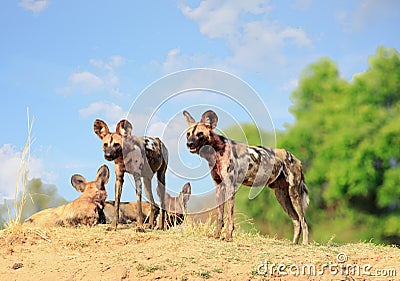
[[135, 226, 146, 233], [211, 232, 222, 240], [106, 225, 117, 231], [223, 236, 233, 242]]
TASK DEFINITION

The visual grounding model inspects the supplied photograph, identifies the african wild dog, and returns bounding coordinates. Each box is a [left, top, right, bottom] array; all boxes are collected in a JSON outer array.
[[164, 182, 191, 227], [24, 165, 109, 227], [101, 182, 191, 228], [183, 110, 309, 244], [94, 119, 168, 231]]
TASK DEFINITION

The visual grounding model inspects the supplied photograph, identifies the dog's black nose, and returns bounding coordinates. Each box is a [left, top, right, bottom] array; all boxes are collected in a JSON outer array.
[[104, 152, 114, 160], [187, 142, 195, 149]]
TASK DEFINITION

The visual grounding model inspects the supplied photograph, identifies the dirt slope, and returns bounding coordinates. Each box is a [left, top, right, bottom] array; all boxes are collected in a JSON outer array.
[[1, 224, 399, 281]]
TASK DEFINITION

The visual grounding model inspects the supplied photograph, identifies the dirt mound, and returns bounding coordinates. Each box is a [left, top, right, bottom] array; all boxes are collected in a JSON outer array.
[[1, 224, 399, 280]]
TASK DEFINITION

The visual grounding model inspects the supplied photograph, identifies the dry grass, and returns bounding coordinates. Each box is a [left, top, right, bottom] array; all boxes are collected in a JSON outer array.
[[4, 112, 33, 238]]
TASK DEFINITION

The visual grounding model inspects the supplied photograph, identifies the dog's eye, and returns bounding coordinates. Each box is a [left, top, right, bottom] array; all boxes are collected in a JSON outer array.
[[103, 143, 108, 148], [196, 132, 204, 138], [113, 143, 120, 148], [186, 132, 190, 137]]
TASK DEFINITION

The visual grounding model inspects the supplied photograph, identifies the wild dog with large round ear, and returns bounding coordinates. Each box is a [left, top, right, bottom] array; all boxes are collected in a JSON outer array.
[[102, 182, 192, 228], [94, 119, 168, 231], [24, 165, 110, 227], [183, 110, 309, 244]]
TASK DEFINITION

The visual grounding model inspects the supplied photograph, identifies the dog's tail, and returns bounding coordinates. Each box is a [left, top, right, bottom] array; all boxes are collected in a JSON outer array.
[[300, 172, 310, 211], [285, 150, 309, 211]]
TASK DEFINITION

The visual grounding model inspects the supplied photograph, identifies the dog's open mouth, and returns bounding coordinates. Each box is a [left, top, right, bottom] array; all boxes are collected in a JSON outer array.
[[189, 147, 197, 153]]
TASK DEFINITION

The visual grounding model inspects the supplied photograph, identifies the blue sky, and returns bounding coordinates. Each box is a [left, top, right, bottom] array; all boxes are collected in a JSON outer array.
[[1, 0, 399, 206]]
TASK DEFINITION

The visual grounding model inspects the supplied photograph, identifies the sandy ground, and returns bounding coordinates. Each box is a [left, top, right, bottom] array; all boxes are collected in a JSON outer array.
[[1, 224, 399, 281]]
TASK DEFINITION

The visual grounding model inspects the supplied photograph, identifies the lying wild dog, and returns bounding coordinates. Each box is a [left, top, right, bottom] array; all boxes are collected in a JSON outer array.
[[164, 182, 191, 227], [24, 165, 109, 227], [183, 110, 309, 244], [94, 119, 168, 231], [101, 182, 191, 228]]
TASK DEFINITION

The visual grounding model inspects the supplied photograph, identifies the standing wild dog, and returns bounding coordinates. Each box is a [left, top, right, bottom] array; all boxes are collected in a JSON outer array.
[[24, 165, 109, 227], [94, 119, 168, 231], [183, 110, 309, 244], [102, 182, 191, 228]]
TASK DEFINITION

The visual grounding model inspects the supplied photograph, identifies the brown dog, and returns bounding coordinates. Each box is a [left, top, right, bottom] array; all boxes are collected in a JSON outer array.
[[94, 119, 168, 231], [24, 165, 109, 227], [102, 182, 191, 228], [183, 110, 309, 244]]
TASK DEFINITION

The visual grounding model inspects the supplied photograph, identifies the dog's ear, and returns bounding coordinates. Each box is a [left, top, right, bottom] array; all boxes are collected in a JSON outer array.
[[180, 182, 191, 204], [116, 119, 133, 137], [94, 119, 109, 139], [71, 174, 87, 193], [183, 110, 196, 127], [200, 110, 218, 129], [96, 165, 110, 186]]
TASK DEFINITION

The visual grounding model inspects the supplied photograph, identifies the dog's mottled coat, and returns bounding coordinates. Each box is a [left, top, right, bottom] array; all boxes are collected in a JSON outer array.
[[183, 110, 309, 244], [94, 119, 168, 231]]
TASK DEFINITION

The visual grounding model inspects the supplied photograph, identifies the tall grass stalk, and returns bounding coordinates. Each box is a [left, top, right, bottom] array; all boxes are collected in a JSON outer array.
[[6, 110, 33, 228]]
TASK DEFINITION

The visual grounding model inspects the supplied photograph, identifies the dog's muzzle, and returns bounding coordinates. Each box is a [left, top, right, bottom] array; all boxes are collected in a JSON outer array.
[[104, 153, 114, 161], [186, 142, 197, 153], [104, 147, 121, 161]]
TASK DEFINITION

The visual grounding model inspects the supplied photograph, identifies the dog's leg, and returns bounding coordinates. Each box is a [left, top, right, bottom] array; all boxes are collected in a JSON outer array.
[[225, 184, 236, 242], [143, 177, 156, 228], [288, 182, 309, 245], [214, 184, 225, 239], [284, 152, 309, 245], [156, 164, 167, 230], [271, 177, 302, 244], [134, 174, 145, 232], [112, 173, 123, 230]]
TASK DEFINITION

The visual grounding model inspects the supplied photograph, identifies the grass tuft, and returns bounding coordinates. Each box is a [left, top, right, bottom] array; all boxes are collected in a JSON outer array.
[[4, 110, 33, 239]]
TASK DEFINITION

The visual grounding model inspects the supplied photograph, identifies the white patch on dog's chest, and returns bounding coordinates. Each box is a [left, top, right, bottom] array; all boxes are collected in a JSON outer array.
[[145, 138, 155, 150]]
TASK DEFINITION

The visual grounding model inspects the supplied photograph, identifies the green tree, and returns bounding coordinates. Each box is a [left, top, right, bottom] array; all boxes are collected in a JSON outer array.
[[0, 203, 8, 228], [0, 179, 67, 228], [281, 46, 400, 244], [231, 47, 400, 244], [20, 178, 68, 221]]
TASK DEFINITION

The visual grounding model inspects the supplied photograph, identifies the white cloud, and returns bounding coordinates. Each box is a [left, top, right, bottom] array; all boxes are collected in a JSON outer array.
[[90, 55, 126, 71], [70, 71, 104, 91], [18, 0, 49, 14], [173, 0, 312, 74], [57, 55, 127, 96], [338, 0, 400, 32], [79, 101, 127, 123], [157, 48, 209, 73], [0, 144, 55, 202], [180, 0, 270, 40]]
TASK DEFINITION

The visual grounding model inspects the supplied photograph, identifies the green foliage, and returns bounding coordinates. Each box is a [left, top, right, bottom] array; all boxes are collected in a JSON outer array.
[[281, 46, 400, 244], [20, 178, 68, 221], [232, 47, 400, 244], [0, 203, 8, 229], [222, 122, 276, 147], [0, 178, 67, 228]]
